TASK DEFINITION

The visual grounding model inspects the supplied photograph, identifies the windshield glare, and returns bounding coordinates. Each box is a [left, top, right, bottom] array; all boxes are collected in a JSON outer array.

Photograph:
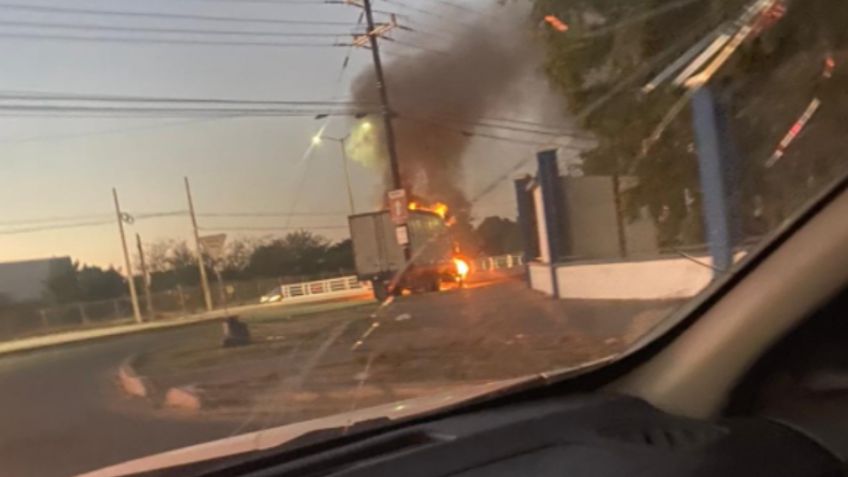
[[0, 0, 844, 475]]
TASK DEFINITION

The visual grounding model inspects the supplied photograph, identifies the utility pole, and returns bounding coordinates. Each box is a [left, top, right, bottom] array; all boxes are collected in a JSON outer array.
[[135, 233, 156, 320], [361, 0, 403, 190], [184, 177, 214, 311], [112, 188, 143, 324]]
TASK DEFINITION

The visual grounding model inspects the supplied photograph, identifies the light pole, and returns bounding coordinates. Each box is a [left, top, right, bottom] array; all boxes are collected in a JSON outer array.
[[313, 133, 357, 215]]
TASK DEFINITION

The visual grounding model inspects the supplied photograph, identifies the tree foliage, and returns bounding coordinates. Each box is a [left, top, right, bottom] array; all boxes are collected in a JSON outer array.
[[475, 216, 523, 256], [45, 262, 126, 304], [529, 0, 847, 247]]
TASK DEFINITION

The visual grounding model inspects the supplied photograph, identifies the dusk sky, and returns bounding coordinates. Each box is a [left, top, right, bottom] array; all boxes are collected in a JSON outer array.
[[0, 0, 579, 269]]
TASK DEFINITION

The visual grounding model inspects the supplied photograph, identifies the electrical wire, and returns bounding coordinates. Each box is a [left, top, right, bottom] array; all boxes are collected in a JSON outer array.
[[396, 116, 588, 149], [0, 19, 363, 39], [198, 225, 348, 231], [376, 0, 474, 29], [0, 91, 375, 108], [0, 31, 347, 48], [416, 0, 477, 15], [401, 114, 593, 141], [0, 104, 376, 118], [198, 211, 348, 217], [0, 219, 116, 236], [0, 2, 356, 27], [0, 214, 112, 227]]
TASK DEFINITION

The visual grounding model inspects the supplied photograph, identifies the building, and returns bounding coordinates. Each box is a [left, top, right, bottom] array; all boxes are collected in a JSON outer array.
[[0, 257, 74, 304], [515, 150, 722, 301]]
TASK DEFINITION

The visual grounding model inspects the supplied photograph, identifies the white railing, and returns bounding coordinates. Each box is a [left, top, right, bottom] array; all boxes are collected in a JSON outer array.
[[260, 254, 525, 304], [262, 276, 371, 303], [473, 253, 525, 272]]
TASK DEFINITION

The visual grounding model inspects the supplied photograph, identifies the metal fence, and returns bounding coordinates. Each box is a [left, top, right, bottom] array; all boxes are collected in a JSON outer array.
[[0, 254, 527, 342], [472, 254, 525, 272]]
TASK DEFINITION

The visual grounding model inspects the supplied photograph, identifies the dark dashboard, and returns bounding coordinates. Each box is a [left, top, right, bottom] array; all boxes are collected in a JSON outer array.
[[168, 393, 840, 477]]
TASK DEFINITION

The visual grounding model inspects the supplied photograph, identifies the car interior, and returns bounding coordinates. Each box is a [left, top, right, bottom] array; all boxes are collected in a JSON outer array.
[[135, 180, 848, 477]]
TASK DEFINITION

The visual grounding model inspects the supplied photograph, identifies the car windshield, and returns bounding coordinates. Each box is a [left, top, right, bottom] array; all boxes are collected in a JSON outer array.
[[0, 1, 845, 475]]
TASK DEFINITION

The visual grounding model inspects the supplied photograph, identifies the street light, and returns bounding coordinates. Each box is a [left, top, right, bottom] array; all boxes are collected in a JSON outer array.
[[314, 134, 355, 215]]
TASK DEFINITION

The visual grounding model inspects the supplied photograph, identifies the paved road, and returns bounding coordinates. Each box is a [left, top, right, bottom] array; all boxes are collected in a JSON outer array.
[[0, 325, 241, 477], [0, 279, 678, 477], [0, 297, 377, 477]]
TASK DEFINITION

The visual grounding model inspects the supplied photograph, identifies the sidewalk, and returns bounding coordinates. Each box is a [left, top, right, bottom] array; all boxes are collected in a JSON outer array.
[[0, 290, 372, 358]]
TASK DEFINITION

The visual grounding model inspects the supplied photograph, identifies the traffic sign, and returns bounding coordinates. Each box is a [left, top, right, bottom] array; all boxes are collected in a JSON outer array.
[[387, 189, 408, 225], [395, 225, 409, 246], [199, 233, 227, 261]]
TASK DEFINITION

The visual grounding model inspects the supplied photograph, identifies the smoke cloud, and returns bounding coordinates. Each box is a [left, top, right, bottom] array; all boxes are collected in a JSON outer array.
[[347, 7, 541, 212]]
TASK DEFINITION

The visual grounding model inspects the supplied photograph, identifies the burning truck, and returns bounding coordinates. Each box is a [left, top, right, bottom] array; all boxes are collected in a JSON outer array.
[[348, 201, 469, 301]]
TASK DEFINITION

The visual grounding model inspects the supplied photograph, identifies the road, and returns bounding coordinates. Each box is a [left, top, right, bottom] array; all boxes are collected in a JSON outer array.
[[0, 278, 677, 477], [0, 325, 241, 477]]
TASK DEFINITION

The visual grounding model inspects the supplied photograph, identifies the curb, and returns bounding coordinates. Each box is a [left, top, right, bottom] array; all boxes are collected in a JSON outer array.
[[117, 355, 153, 399], [164, 385, 204, 411], [0, 294, 372, 359]]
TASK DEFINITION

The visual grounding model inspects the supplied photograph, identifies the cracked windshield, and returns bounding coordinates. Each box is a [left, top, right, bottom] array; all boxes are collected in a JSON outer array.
[[0, 0, 845, 475]]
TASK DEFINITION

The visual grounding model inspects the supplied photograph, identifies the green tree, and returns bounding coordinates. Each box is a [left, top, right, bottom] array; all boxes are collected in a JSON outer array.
[[476, 216, 523, 256], [246, 231, 331, 278], [77, 265, 126, 301], [45, 262, 126, 303]]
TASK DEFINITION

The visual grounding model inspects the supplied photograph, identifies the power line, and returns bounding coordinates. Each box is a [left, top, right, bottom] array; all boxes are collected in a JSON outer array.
[[0, 90, 374, 107], [198, 211, 348, 217], [376, 0, 474, 29], [416, 0, 477, 15], [0, 31, 347, 48], [0, 213, 112, 227], [0, 219, 116, 236], [198, 225, 348, 232], [401, 114, 593, 141], [0, 19, 363, 39], [180, 0, 331, 4], [396, 116, 588, 149], [0, 104, 376, 118], [0, 2, 356, 27]]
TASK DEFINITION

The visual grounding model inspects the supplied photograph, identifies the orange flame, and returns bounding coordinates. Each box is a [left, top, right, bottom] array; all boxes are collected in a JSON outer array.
[[453, 257, 470, 280], [408, 201, 449, 219]]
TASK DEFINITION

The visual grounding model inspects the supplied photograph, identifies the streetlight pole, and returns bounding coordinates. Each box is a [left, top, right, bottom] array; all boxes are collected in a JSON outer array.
[[316, 135, 356, 215]]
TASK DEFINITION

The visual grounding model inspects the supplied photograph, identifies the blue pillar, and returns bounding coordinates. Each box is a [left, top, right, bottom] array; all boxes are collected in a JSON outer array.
[[691, 87, 736, 275], [537, 149, 565, 297]]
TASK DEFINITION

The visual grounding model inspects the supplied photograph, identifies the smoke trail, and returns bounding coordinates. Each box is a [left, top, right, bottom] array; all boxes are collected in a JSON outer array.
[[348, 5, 541, 211]]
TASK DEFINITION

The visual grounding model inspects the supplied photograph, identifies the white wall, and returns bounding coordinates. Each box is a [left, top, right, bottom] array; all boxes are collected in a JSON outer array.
[[528, 262, 555, 296], [554, 257, 716, 300]]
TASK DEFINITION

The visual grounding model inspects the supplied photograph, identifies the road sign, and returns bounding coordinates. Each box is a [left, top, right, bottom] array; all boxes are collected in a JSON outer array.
[[199, 233, 227, 261], [387, 189, 408, 225], [395, 225, 409, 246]]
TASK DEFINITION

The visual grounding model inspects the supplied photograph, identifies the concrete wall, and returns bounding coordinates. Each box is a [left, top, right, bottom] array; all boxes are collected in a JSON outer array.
[[553, 257, 714, 300], [559, 176, 659, 260], [527, 255, 737, 300], [528, 262, 555, 296], [561, 177, 620, 259]]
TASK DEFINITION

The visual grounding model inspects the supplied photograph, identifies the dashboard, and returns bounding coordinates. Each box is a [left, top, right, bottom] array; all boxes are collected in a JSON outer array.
[[167, 393, 840, 477]]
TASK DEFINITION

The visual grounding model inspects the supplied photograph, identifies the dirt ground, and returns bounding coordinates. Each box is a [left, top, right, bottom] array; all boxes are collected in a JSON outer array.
[[135, 278, 680, 425]]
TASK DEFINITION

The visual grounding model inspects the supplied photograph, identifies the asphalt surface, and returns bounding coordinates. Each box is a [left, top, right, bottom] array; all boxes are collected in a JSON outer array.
[[0, 278, 679, 477], [0, 325, 239, 477]]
